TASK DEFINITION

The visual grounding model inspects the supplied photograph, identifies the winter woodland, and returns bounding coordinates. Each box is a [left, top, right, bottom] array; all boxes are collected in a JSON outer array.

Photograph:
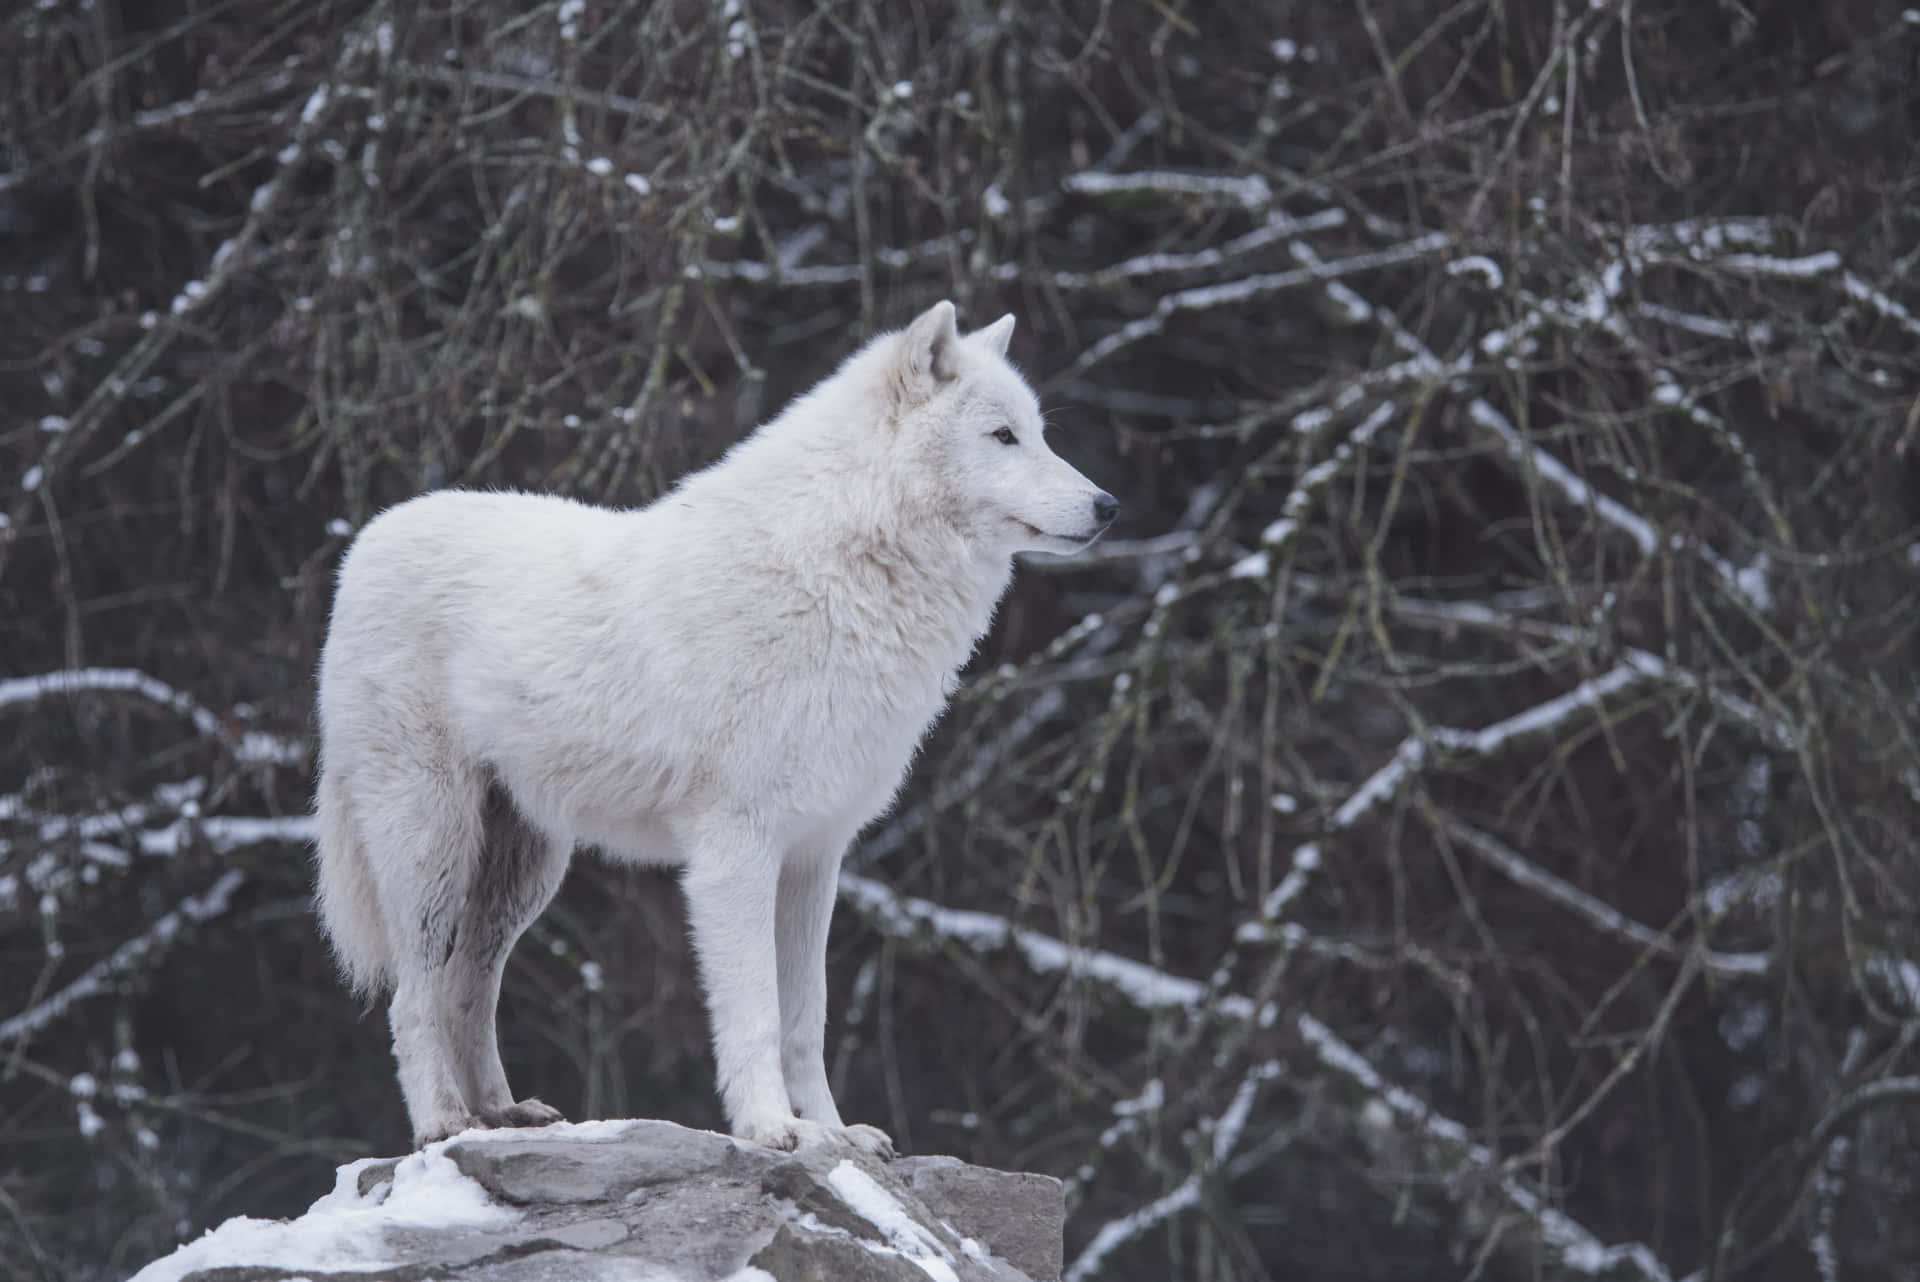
[[3, 2, 1919, 1279]]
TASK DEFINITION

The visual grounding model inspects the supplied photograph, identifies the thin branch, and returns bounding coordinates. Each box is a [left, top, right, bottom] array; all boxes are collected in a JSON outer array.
[[0, 871, 246, 1048], [1435, 816, 1770, 978]]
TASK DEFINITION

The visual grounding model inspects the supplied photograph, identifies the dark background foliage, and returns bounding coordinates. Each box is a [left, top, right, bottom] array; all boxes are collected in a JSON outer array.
[[4, 1, 1919, 1279]]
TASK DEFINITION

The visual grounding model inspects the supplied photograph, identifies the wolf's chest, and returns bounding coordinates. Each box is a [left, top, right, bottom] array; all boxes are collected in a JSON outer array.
[[787, 648, 957, 752]]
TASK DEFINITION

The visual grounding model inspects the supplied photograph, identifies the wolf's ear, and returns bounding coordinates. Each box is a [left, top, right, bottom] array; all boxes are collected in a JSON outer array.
[[972, 313, 1015, 357], [902, 300, 962, 393]]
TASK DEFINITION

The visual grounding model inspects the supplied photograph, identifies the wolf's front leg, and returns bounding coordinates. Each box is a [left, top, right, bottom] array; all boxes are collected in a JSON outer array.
[[679, 815, 840, 1152], [777, 851, 893, 1158]]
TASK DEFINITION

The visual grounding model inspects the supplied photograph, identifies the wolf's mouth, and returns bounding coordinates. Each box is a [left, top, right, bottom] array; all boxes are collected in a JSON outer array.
[[1017, 519, 1084, 543], [1017, 518, 1106, 547]]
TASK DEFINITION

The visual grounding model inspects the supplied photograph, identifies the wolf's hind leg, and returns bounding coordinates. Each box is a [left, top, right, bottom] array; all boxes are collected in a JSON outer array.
[[449, 781, 573, 1130], [388, 978, 475, 1146], [355, 754, 492, 1147]]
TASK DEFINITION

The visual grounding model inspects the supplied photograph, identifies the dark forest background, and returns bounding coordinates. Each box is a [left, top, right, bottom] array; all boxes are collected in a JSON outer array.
[[4, 1, 1920, 1279]]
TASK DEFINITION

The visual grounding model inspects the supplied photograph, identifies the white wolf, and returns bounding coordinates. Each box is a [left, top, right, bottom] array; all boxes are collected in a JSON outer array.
[[314, 301, 1115, 1152]]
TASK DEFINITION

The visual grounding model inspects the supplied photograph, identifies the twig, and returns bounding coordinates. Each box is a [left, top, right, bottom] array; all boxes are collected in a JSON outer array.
[[1, 871, 246, 1048]]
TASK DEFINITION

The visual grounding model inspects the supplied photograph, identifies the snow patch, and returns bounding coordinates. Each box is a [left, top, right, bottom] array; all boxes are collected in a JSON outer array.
[[1113, 1079, 1164, 1117], [298, 86, 330, 126], [1734, 552, 1771, 612], [828, 1161, 957, 1282], [1229, 552, 1269, 580], [1867, 955, 1920, 1013], [235, 731, 306, 767], [1446, 255, 1504, 288], [127, 1148, 512, 1282]]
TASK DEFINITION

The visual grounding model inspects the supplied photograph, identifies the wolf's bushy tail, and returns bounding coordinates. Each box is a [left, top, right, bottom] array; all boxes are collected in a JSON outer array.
[[314, 764, 393, 996]]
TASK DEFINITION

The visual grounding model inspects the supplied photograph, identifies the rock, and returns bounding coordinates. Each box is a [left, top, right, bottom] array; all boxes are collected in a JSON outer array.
[[128, 1119, 1064, 1282], [445, 1124, 743, 1204], [897, 1157, 1065, 1282]]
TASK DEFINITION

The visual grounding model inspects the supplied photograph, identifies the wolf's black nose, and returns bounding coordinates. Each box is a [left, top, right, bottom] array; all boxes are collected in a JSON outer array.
[[1092, 493, 1119, 524]]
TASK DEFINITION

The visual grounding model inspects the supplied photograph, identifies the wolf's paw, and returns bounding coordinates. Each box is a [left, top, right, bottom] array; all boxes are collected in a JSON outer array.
[[414, 1114, 485, 1148], [735, 1112, 831, 1152], [735, 1113, 897, 1157], [838, 1122, 896, 1160], [478, 1097, 567, 1130]]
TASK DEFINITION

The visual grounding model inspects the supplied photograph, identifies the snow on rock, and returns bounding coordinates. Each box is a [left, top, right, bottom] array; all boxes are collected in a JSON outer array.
[[126, 1118, 1064, 1282], [128, 1146, 512, 1282], [829, 1160, 962, 1281]]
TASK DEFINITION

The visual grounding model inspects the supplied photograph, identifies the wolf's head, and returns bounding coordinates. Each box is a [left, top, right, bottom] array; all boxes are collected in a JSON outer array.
[[886, 300, 1117, 554]]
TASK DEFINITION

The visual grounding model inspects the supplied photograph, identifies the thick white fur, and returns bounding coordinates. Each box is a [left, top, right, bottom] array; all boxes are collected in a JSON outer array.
[[314, 301, 1114, 1151]]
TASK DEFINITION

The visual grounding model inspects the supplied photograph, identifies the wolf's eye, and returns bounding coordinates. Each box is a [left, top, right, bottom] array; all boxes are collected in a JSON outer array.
[[992, 427, 1018, 446]]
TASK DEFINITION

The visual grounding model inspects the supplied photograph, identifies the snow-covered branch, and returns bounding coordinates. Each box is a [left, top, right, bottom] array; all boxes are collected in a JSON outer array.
[[1288, 228, 1793, 611], [0, 870, 247, 1047], [0, 8, 389, 577], [1463, 401, 1658, 557], [1334, 663, 1652, 834], [0, 668, 223, 736], [839, 868, 1677, 1282], [1066, 1174, 1202, 1282], [1229, 402, 1398, 582], [1436, 817, 1770, 979], [1063, 1063, 1280, 1282], [1233, 658, 1728, 941], [836, 872, 1253, 1020], [1062, 169, 1274, 209], [1377, 593, 1796, 750], [1298, 1015, 1678, 1282], [1062, 232, 1450, 380], [0, 668, 305, 767]]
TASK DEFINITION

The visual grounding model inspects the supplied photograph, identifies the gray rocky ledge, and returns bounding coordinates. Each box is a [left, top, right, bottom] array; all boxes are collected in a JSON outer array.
[[131, 1119, 1063, 1282]]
